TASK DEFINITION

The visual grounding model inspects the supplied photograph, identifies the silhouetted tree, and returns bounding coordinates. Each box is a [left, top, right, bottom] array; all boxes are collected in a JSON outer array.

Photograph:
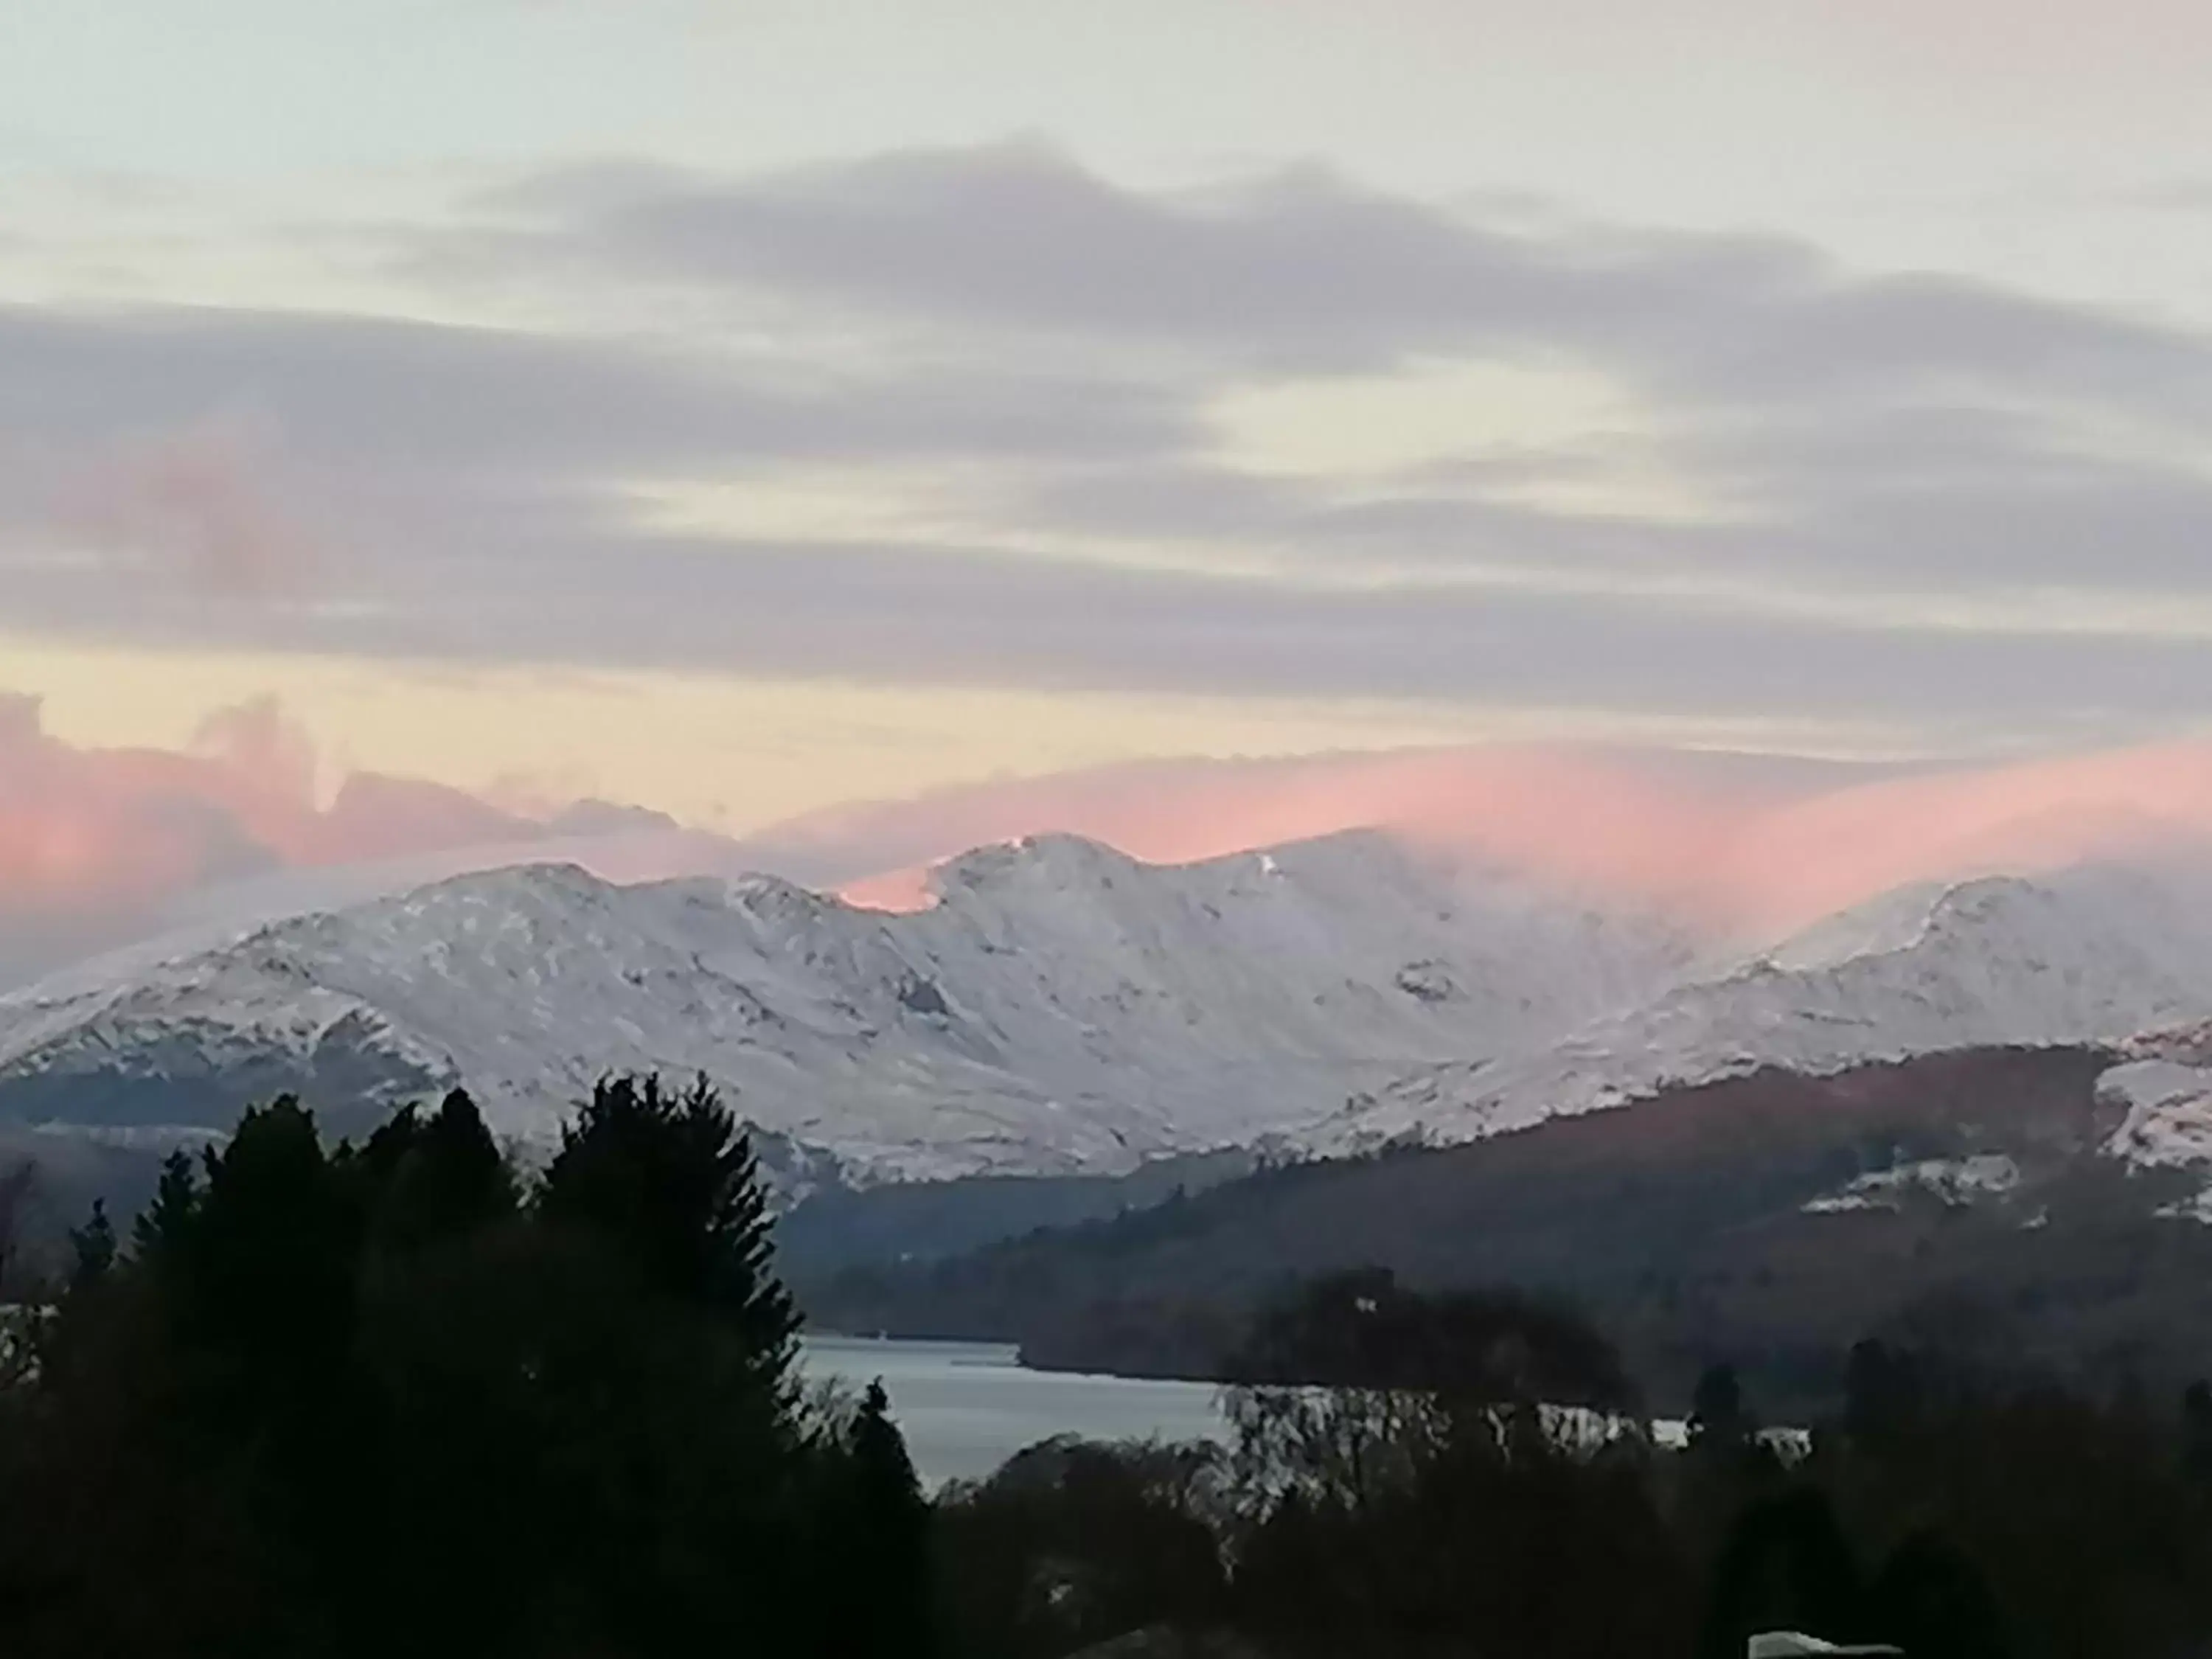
[[1869, 1528, 2010, 1659], [66, 1199, 115, 1291], [0, 1159, 34, 1296], [1228, 1267, 1635, 1410], [1220, 1273, 1688, 1657], [354, 1088, 517, 1253], [538, 1073, 798, 1394], [936, 1436, 1231, 1659], [131, 1146, 202, 1261], [830, 1379, 938, 1658], [1690, 1363, 1750, 1451], [1699, 1487, 1865, 1659]]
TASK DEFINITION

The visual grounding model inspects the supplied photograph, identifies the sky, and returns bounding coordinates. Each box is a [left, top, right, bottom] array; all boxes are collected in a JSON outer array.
[[10, 0, 2212, 978]]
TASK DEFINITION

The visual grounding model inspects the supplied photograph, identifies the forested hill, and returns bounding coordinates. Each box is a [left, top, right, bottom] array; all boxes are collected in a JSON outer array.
[[800, 1044, 2212, 1413]]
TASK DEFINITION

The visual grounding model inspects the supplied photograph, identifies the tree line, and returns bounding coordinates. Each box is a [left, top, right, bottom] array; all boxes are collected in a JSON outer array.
[[6, 1080, 2212, 1656], [940, 1269, 2212, 1659]]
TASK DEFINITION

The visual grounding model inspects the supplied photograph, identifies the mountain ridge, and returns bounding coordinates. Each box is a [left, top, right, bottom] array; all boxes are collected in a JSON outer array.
[[12, 833, 2212, 1188], [1312, 860, 2212, 1155], [0, 831, 1693, 1181]]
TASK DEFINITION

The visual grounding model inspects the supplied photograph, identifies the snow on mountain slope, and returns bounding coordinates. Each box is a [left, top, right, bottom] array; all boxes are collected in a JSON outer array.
[[1312, 863, 2212, 1153], [0, 832, 1693, 1182], [1801, 1153, 2023, 1214], [2090, 1022, 2212, 1217], [21, 827, 2212, 1188]]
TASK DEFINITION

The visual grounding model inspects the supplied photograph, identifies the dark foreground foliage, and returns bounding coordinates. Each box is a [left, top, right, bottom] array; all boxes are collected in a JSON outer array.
[[8, 1082, 2212, 1658], [0, 1076, 933, 1659], [939, 1272, 2212, 1659]]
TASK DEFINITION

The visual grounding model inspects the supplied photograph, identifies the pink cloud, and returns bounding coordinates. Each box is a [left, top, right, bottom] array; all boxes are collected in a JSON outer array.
[[784, 740, 2212, 940], [0, 692, 540, 936], [17, 690, 2212, 992], [0, 692, 779, 987], [768, 747, 1807, 919], [1711, 742, 2212, 930]]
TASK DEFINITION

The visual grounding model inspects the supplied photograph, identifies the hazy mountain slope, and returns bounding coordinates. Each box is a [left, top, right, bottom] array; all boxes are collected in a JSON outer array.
[[0, 832, 1693, 1181], [1315, 863, 2212, 1152]]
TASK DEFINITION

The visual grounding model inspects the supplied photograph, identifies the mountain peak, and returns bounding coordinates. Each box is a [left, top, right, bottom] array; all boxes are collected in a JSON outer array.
[[391, 860, 615, 905], [1756, 869, 2127, 975], [930, 832, 1141, 894]]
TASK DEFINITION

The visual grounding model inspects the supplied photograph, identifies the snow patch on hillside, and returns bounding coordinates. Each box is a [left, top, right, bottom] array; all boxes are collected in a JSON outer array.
[[2093, 1030, 2212, 1217], [1802, 1154, 2021, 1214]]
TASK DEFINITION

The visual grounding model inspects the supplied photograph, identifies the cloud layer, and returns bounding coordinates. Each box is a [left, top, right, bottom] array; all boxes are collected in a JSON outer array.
[[19, 681, 2212, 992], [0, 693, 715, 985], [8, 144, 2212, 762], [799, 739, 2212, 942]]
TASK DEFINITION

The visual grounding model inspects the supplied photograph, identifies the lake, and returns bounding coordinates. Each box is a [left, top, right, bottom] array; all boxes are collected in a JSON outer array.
[[801, 1337, 1799, 1490], [801, 1334, 1228, 1489]]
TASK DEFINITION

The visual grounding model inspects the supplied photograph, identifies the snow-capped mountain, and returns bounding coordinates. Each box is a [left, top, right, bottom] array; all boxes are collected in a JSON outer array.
[[16, 831, 2212, 1188], [0, 832, 1692, 1182], [1316, 861, 2212, 1152]]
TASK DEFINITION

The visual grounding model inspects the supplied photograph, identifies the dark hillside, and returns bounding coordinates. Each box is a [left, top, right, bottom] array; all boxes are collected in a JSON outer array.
[[775, 1147, 1259, 1278], [801, 1046, 2212, 1412]]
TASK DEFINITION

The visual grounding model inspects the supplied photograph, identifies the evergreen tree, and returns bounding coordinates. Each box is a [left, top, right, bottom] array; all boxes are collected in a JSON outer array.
[[0, 1159, 33, 1295], [67, 1199, 116, 1291], [537, 1073, 798, 1394], [355, 1088, 518, 1254], [1699, 1487, 1865, 1659], [131, 1147, 203, 1261], [835, 1380, 938, 1659], [183, 1097, 358, 1365], [1689, 1362, 1751, 1451]]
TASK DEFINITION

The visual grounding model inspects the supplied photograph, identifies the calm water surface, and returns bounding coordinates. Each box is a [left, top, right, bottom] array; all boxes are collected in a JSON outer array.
[[801, 1335, 1227, 1489]]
